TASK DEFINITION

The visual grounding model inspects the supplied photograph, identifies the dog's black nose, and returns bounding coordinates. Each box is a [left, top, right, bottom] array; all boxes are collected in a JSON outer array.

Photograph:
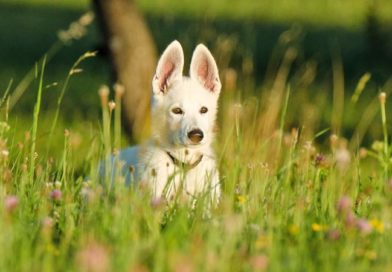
[[188, 129, 204, 143]]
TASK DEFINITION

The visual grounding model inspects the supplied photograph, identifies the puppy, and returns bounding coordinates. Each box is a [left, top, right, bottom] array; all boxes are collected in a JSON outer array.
[[109, 40, 222, 203]]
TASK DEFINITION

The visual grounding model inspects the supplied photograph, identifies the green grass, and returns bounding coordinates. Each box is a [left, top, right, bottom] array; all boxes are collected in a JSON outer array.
[[1, 41, 392, 272], [9, 0, 392, 28], [0, 2, 392, 270]]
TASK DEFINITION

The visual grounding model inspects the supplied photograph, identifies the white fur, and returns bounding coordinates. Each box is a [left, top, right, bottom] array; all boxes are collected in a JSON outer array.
[[112, 41, 222, 203]]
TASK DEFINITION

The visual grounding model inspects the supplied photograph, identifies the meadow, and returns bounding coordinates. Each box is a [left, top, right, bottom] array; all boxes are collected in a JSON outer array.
[[1, 0, 392, 271]]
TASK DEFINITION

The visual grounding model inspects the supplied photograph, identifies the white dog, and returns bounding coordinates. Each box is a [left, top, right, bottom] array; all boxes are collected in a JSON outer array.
[[109, 40, 222, 203]]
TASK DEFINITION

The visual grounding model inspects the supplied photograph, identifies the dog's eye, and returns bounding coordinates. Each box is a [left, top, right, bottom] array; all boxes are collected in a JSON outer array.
[[171, 107, 183, 115], [200, 107, 208, 114]]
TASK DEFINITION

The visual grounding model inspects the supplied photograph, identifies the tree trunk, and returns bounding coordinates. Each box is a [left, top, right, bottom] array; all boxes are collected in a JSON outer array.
[[93, 0, 156, 141]]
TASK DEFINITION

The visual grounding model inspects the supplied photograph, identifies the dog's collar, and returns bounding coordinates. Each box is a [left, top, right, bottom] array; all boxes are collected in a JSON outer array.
[[166, 152, 203, 171]]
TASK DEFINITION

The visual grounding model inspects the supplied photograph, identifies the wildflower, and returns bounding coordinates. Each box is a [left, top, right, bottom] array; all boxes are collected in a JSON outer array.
[[4, 195, 19, 213], [336, 195, 352, 214], [250, 255, 268, 271], [356, 218, 373, 235], [237, 195, 247, 204], [130, 264, 149, 272], [41, 216, 54, 234], [64, 129, 70, 137], [150, 197, 166, 209], [76, 241, 109, 272], [311, 223, 326, 232], [172, 254, 193, 272], [369, 219, 384, 234], [327, 229, 341, 241], [344, 212, 357, 228], [50, 189, 62, 201], [314, 153, 325, 167], [255, 234, 269, 249]]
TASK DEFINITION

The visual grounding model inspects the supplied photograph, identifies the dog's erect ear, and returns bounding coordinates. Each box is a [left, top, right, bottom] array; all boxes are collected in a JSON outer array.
[[190, 44, 221, 94], [152, 40, 184, 95]]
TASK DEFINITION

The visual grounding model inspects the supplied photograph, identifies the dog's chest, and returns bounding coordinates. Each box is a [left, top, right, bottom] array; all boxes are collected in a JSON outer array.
[[139, 149, 217, 198]]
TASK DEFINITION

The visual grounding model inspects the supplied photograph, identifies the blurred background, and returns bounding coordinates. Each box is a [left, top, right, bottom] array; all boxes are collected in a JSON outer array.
[[1, 0, 392, 150]]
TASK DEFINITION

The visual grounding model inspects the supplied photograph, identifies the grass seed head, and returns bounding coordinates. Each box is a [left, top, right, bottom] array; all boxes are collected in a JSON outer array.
[[330, 134, 338, 149], [108, 101, 116, 112], [379, 92, 386, 104], [98, 85, 110, 106], [114, 83, 125, 98]]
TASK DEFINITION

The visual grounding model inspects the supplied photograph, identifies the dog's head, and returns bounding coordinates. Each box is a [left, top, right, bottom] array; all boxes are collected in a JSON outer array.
[[151, 41, 221, 148]]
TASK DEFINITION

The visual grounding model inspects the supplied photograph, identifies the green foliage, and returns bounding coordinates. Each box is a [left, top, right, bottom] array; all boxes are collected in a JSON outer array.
[[1, 48, 392, 272]]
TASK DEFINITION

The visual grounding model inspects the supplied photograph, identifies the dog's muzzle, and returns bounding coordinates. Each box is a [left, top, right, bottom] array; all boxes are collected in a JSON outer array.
[[187, 129, 204, 144]]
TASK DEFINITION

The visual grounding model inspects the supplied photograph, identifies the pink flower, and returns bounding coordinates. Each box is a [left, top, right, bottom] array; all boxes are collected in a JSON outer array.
[[345, 212, 357, 228], [336, 196, 352, 214], [250, 255, 269, 270], [50, 189, 62, 201], [314, 153, 325, 167], [150, 196, 166, 209], [327, 229, 341, 241], [4, 195, 19, 212], [42, 217, 54, 228], [357, 219, 373, 235], [76, 241, 109, 272]]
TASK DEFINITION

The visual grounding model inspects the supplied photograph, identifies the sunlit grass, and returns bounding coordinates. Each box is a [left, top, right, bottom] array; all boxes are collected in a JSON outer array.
[[1, 42, 392, 271], [5, 0, 392, 28], [0, 2, 392, 271]]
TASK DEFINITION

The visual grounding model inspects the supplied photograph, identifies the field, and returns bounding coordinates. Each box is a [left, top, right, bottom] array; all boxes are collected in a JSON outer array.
[[1, 0, 392, 271]]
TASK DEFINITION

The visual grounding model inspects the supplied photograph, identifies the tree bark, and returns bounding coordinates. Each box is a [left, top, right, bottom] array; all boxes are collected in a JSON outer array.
[[93, 0, 156, 141]]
